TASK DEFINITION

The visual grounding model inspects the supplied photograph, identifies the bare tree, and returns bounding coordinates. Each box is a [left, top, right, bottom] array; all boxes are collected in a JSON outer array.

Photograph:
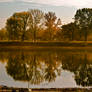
[[28, 9, 44, 42]]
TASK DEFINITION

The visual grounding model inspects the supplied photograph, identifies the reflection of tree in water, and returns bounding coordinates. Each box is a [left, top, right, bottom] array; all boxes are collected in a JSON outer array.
[[44, 53, 61, 82], [1, 51, 92, 86], [0, 52, 8, 63], [6, 53, 30, 81], [26, 54, 44, 84], [61, 53, 92, 87], [6, 51, 62, 85], [62, 53, 81, 72], [74, 54, 92, 86]]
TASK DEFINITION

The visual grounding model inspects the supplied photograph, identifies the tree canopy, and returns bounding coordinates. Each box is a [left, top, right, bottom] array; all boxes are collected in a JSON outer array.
[[74, 8, 92, 41], [2, 8, 92, 42]]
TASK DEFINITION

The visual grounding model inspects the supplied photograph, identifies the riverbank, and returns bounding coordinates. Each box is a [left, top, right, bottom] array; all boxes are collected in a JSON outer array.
[[0, 41, 92, 51], [0, 86, 92, 92], [0, 41, 91, 47]]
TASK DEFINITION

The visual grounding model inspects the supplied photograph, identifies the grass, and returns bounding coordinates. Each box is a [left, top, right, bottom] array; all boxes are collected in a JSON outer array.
[[0, 88, 92, 92], [0, 86, 92, 92], [0, 41, 92, 47], [0, 41, 92, 51]]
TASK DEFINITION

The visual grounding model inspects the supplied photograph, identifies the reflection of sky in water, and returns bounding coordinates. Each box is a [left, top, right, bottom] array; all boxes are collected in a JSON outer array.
[[0, 62, 29, 88], [0, 62, 77, 88]]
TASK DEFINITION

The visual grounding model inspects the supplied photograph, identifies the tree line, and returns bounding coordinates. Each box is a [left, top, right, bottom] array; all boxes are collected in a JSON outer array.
[[0, 8, 92, 41]]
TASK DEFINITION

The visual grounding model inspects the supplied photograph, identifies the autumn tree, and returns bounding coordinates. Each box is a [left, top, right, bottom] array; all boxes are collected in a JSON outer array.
[[44, 12, 61, 41], [6, 12, 30, 41], [13, 12, 30, 41]]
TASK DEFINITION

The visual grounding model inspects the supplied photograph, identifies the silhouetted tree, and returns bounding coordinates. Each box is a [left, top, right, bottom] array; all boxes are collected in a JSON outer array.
[[75, 8, 92, 41], [62, 22, 79, 41], [6, 17, 21, 40]]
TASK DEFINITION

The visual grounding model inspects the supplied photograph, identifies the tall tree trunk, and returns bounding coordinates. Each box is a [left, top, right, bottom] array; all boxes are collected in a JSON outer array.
[[33, 30, 36, 42], [84, 29, 87, 41]]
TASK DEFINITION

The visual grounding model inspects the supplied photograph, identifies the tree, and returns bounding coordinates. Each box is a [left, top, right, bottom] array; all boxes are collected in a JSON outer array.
[[62, 22, 79, 41], [6, 17, 21, 40], [0, 28, 8, 40], [13, 12, 30, 41], [6, 12, 30, 41], [28, 9, 44, 42], [44, 12, 61, 41], [74, 8, 92, 41]]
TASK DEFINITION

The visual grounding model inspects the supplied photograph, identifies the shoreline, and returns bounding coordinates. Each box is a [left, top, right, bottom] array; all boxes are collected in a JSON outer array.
[[0, 85, 92, 92], [0, 46, 92, 51], [0, 41, 91, 46], [0, 41, 92, 51]]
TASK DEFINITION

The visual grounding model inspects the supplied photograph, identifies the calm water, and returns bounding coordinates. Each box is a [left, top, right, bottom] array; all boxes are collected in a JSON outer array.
[[0, 50, 92, 88]]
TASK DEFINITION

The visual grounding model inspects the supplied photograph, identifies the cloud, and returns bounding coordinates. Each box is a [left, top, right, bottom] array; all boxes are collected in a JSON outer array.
[[0, 0, 13, 2], [21, 0, 92, 8], [0, 0, 92, 8]]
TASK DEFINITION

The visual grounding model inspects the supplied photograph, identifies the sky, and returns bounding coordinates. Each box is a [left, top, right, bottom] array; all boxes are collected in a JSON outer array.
[[22, 0, 92, 8], [0, 0, 92, 29], [0, 0, 92, 8]]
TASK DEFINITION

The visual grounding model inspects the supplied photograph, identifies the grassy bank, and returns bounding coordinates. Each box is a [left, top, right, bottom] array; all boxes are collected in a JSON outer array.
[[0, 41, 92, 47], [0, 86, 92, 92], [0, 41, 92, 51]]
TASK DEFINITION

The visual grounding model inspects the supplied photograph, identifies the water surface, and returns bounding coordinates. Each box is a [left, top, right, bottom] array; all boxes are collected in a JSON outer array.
[[0, 49, 92, 88]]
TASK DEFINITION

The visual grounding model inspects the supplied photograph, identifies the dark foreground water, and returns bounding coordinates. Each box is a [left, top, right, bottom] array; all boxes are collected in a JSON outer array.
[[0, 49, 92, 89]]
